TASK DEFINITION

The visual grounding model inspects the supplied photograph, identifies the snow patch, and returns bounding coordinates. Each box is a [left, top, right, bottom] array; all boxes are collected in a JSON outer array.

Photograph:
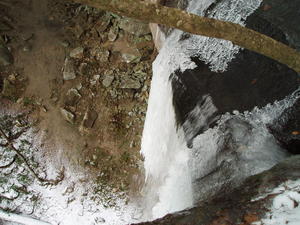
[[253, 179, 300, 225]]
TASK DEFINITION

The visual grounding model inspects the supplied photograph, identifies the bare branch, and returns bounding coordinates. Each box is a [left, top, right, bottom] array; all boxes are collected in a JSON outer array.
[[9, 128, 29, 141], [0, 155, 17, 169], [0, 127, 64, 185], [70, 0, 300, 73]]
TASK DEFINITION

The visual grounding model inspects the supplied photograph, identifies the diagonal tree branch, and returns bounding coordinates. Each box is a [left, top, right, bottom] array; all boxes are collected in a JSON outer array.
[[0, 128, 64, 185], [70, 0, 300, 73]]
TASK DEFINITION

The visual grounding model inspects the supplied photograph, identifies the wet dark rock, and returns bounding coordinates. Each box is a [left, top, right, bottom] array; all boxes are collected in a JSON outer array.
[[171, 0, 300, 143], [0, 44, 13, 66], [268, 97, 300, 154], [253, 0, 300, 51], [135, 156, 300, 225]]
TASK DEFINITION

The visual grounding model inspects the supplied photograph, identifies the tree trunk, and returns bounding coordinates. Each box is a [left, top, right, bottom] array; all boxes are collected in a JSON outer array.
[[70, 0, 300, 73]]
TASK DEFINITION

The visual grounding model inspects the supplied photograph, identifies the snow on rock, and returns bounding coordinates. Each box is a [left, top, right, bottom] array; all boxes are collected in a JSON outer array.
[[253, 179, 300, 225], [190, 90, 299, 202]]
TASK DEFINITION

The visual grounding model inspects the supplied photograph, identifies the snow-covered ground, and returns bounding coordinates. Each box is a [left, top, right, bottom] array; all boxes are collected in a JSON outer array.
[[0, 111, 142, 225]]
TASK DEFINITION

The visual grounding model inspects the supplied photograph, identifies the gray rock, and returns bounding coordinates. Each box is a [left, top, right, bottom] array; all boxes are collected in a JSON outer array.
[[108, 26, 118, 42], [90, 74, 100, 86], [102, 74, 114, 87], [82, 109, 98, 128], [90, 48, 110, 62], [118, 18, 151, 36], [70, 47, 84, 59], [78, 63, 88, 76], [120, 77, 141, 89], [65, 88, 81, 106], [121, 53, 141, 64], [63, 58, 76, 80], [0, 44, 13, 66], [60, 108, 75, 124], [95, 14, 111, 33]]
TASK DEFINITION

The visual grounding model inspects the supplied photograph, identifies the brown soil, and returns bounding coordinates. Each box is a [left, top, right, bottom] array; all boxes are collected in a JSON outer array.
[[0, 0, 155, 196]]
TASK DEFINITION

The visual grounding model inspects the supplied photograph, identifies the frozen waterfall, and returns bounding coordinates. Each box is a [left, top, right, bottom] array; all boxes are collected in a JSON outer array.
[[138, 0, 298, 220]]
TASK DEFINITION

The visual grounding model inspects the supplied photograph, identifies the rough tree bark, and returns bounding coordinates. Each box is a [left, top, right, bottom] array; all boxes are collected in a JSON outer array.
[[70, 0, 300, 73]]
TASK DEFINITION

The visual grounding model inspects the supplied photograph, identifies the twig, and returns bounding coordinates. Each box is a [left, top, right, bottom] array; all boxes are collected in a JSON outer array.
[[0, 128, 64, 185], [0, 155, 17, 169], [9, 128, 29, 142], [0, 192, 20, 201]]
